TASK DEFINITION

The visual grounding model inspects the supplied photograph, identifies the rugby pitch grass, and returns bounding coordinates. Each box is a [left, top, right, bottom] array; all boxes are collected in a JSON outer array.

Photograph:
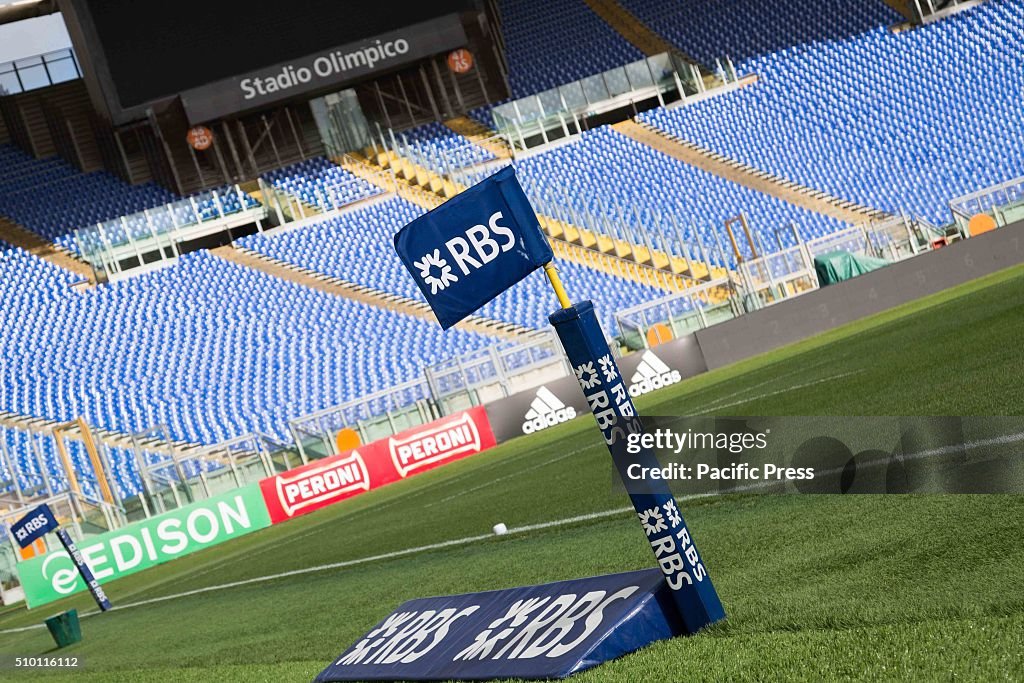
[[2, 264, 1023, 681]]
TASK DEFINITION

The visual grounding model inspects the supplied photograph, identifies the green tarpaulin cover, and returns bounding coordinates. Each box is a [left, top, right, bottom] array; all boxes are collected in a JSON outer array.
[[814, 250, 889, 286]]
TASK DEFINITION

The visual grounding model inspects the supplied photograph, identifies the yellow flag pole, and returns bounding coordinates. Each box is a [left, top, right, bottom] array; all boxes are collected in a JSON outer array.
[[543, 262, 572, 310]]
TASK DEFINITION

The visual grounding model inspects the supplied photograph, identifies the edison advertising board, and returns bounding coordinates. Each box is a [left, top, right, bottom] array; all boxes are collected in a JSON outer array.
[[18, 485, 271, 608]]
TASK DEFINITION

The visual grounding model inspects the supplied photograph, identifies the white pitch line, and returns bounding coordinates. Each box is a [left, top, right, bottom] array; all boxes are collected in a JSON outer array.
[[695, 370, 866, 415], [682, 361, 831, 413], [0, 506, 636, 634], [426, 442, 597, 507]]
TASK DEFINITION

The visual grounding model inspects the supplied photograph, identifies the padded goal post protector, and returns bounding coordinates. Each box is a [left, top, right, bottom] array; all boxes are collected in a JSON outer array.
[[548, 301, 725, 634], [315, 568, 685, 681]]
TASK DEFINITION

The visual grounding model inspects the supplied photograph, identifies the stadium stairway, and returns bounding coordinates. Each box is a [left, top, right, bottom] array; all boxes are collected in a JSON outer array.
[[339, 149, 725, 295], [582, 0, 702, 67], [612, 119, 890, 226], [0, 215, 93, 286], [210, 244, 537, 343], [443, 117, 513, 159], [882, 0, 916, 23], [355, 149, 462, 200]]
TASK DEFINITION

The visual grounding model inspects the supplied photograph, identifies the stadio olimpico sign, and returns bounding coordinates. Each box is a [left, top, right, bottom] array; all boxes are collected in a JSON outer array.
[[180, 14, 468, 124]]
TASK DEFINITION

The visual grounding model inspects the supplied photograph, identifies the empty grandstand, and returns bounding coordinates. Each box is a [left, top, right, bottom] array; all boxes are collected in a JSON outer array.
[[0, 6, 1022, 675]]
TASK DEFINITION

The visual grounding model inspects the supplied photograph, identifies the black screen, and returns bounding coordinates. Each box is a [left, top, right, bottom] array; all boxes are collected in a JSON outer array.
[[77, 0, 475, 108]]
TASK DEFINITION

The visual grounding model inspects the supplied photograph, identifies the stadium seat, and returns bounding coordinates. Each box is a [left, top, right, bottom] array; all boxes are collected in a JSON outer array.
[[459, 126, 847, 267], [265, 157, 381, 211], [0, 242, 493, 466], [238, 196, 669, 334], [496, 0, 644, 97], [635, 0, 1024, 226]]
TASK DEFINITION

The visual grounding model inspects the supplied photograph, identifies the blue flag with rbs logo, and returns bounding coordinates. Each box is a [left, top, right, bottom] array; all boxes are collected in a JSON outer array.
[[10, 503, 58, 548], [394, 167, 553, 329]]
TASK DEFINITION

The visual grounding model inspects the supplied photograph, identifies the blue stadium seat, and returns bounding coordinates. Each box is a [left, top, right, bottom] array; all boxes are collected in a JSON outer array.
[[265, 157, 380, 211], [459, 126, 846, 267], [635, 0, 1024, 225], [0, 242, 493, 457], [238, 197, 669, 334], [497, 0, 644, 97]]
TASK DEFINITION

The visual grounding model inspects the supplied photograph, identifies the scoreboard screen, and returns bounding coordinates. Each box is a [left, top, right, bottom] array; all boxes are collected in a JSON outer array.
[[63, 0, 476, 120]]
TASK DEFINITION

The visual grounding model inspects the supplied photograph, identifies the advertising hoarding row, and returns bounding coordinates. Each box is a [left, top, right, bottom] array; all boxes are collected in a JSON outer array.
[[18, 485, 271, 608], [483, 336, 707, 443], [15, 337, 702, 609]]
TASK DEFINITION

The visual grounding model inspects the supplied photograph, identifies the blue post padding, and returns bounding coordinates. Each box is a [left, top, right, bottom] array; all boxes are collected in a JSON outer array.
[[548, 301, 725, 633], [315, 569, 684, 682], [55, 529, 111, 612]]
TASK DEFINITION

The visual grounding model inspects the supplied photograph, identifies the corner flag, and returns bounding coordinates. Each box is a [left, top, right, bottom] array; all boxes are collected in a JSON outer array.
[[393, 166, 725, 634], [394, 166, 553, 329]]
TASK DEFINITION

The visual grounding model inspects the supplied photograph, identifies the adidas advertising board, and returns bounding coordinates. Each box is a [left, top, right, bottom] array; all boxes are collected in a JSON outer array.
[[316, 569, 686, 681], [483, 374, 590, 443], [181, 15, 467, 123], [522, 386, 577, 434], [483, 334, 707, 443], [617, 335, 707, 398], [627, 350, 683, 397]]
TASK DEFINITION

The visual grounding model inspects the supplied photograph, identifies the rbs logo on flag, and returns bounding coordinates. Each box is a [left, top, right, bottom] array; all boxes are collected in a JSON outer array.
[[413, 211, 516, 294], [395, 167, 553, 329], [10, 504, 58, 548]]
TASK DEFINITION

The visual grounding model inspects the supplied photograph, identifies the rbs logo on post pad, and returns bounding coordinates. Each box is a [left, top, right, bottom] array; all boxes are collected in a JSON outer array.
[[394, 166, 553, 329]]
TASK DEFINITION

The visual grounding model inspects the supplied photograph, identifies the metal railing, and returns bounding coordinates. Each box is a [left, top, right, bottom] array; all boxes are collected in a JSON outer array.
[[191, 433, 296, 496], [288, 379, 437, 464], [738, 245, 818, 308], [615, 276, 741, 350], [491, 53, 736, 150], [913, 0, 983, 24], [75, 185, 268, 281], [264, 156, 394, 224], [424, 332, 567, 414], [949, 174, 1024, 235], [0, 49, 80, 96]]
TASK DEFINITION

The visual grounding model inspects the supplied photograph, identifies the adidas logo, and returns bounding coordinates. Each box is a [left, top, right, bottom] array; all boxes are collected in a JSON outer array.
[[629, 351, 683, 397], [522, 386, 577, 435]]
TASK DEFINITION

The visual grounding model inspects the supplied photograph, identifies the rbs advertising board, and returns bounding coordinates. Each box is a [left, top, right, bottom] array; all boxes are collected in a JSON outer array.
[[395, 167, 553, 329], [316, 569, 685, 681]]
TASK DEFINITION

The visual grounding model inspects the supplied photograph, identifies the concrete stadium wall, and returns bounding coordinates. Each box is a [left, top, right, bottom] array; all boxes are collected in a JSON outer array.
[[695, 220, 1024, 370]]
